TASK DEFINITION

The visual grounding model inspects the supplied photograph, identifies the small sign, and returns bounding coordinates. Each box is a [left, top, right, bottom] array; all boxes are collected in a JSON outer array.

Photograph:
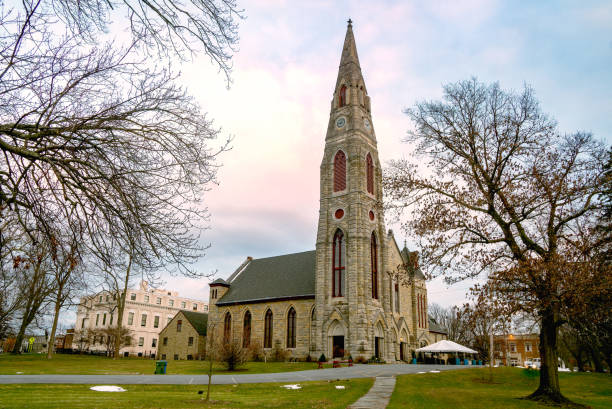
[[28, 337, 35, 345]]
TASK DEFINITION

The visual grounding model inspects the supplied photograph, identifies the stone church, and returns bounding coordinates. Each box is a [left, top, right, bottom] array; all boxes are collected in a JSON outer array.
[[208, 21, 440, 362]]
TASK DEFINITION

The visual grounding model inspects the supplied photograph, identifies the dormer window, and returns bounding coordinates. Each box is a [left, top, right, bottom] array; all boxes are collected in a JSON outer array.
[[339, 85, 347, 107]]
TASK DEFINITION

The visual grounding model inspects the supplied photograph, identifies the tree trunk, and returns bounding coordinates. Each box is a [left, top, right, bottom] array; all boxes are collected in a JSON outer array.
[[586, 344, 604, 373], [12, 294, 35, 354], [113, 254, 132, 359], [13, 318, 28, 354], [46, 295, 62, 359], [526, 307, 568, 403]]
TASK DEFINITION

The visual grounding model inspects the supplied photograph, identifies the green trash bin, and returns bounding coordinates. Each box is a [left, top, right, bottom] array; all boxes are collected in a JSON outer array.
[[154, 360, 167, 374]]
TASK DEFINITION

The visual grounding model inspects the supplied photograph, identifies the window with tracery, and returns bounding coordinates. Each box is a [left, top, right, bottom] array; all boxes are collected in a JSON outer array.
[[243, 310, 251, 348], [339, 85, 347, 107], [333, 151, 346, 192], [371, 232, 378, 299], [332, 229, 346, 297], [366, 153, 374, 194], [264, 309, 273, 348], [286, 307, 296, 348], [223, 312, 231, 344]]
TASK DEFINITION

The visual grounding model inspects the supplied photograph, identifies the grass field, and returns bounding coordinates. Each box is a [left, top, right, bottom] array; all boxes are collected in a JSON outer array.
[[388, 367, 612, 409], [0, 379, 374, 409], [0, 353, 320, 375]]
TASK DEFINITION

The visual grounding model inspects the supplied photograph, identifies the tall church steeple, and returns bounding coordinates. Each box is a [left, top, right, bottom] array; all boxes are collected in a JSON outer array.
[[314, 20, 387, 361], [326, 20, 374, 142]]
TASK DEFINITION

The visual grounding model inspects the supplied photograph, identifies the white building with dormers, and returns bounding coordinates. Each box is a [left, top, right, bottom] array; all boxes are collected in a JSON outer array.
[[75, 281, 208, 357]]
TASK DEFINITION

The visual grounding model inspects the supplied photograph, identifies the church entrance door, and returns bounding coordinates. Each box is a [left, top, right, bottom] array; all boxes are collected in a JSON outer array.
[[332, 336, 344, 358], [374, 337, 382, 359], [400, 342, 405, 361]]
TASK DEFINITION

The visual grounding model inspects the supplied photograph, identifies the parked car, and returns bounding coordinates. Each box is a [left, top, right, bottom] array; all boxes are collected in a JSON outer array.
[[525, 358, 541, 369]]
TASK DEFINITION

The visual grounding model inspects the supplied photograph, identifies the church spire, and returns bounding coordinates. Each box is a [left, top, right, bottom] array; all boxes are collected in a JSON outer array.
[[340, 18, 360, 70], [335, 19, 366, 93]]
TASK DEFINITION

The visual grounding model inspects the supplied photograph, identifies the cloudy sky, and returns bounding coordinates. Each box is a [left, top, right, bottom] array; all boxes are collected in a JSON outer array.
[[159, 0, 611, 309]]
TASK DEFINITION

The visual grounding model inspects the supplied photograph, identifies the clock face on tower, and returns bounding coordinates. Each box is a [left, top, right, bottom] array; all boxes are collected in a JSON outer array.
[[336, 117, 346, 128], [364, 118, 371, 130]]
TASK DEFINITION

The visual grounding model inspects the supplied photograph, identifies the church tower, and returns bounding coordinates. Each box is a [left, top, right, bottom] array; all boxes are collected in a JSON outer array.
[[313, 20, 388, 360]]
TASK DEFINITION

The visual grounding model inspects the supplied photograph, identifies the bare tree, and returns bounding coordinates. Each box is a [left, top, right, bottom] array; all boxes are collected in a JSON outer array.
[[1, 2, 236, 344], [11, 240, 55, 353], [46, 236, 86, 359], [102, 325, 133, 356], [0, 210, 26, 329], [386, 78, 608, 404], [428, 303, 470, 345]]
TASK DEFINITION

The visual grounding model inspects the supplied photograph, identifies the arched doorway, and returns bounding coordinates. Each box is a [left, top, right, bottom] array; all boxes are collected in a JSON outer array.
[[374, 322, 384, 359], [400, 329, 409, 361], [328, 320, 346, 358]]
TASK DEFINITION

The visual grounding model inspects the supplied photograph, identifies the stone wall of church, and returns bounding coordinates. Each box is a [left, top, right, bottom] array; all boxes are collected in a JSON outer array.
[[209, 298, 315, 359]]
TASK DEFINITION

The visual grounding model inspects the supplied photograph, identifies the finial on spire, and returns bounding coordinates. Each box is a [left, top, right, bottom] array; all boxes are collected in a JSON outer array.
[[404, 239, 407, 248], [347, 18, 352, 27]]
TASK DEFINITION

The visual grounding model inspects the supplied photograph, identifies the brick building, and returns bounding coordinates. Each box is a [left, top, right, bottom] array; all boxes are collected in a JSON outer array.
[[207, 21, 438, 362], [493, 333, 539, 366], [158, 310, 207, 360]]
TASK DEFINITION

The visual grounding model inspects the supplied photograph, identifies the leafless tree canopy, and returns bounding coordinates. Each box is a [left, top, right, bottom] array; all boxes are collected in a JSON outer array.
[[1, 1, 234, 278], [385, 78, 609, 403], [1, 0, 241, 349], [51, 0, 242, 82]]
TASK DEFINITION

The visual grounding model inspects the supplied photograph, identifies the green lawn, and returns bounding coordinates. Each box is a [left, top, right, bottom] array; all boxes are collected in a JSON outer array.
[[0, 353, 319, 375], [0, 379, 373, 409], [388, 367, 612, 409]]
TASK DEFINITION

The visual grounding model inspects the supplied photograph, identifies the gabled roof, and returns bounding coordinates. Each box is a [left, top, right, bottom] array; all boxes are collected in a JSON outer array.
[[428, 316, 447, 334], [216, 250, 316, 306], [210, 278, 229, 287], [180, 310, 208, 335]]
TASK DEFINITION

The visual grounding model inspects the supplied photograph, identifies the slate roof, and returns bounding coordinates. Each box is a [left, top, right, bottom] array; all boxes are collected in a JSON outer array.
[[210, 278, 229, 286], [216, 251, 316, 306], [180, 310, 208, 335], [428, 317, 447, 334]]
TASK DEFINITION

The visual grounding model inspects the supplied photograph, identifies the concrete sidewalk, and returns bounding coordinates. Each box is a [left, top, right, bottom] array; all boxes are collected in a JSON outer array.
[[348, 376, 397, 409], [0, 364, 470, 385]]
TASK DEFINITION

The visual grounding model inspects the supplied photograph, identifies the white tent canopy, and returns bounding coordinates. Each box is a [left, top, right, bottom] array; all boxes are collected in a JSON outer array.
[[415, 340, 478, 354]]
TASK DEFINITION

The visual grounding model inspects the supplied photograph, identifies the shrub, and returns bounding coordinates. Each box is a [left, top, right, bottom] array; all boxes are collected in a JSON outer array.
[[246, 340, 264, 362], [318, 353, 327, 362], [354, 356, 367, 364], [305, 354, 313, 362], [271, 339, 289, 362], [217, 341, 247, 371]]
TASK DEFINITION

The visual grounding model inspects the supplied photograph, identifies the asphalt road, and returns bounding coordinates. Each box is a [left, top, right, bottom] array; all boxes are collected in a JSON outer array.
[[0, 364, 473, 385]]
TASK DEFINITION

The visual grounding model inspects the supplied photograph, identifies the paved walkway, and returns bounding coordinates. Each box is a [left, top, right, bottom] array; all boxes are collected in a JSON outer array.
[[0, 363, 471, 385], [348, 376, 396, 409]]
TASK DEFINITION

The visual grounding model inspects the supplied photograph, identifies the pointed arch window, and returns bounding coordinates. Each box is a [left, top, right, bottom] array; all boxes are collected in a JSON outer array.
[[243, 310, 251, 348], [366, 153, 374, 194], [339, 85, 347, 107], [394, 283, 400, 312], [223, 312, 231, 344], [332, 229, 346, 297], [286, 307, 296, 348], [264, 309, 273, 348], [371, 232, 378, 299], [333, 151, 346, 192]]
